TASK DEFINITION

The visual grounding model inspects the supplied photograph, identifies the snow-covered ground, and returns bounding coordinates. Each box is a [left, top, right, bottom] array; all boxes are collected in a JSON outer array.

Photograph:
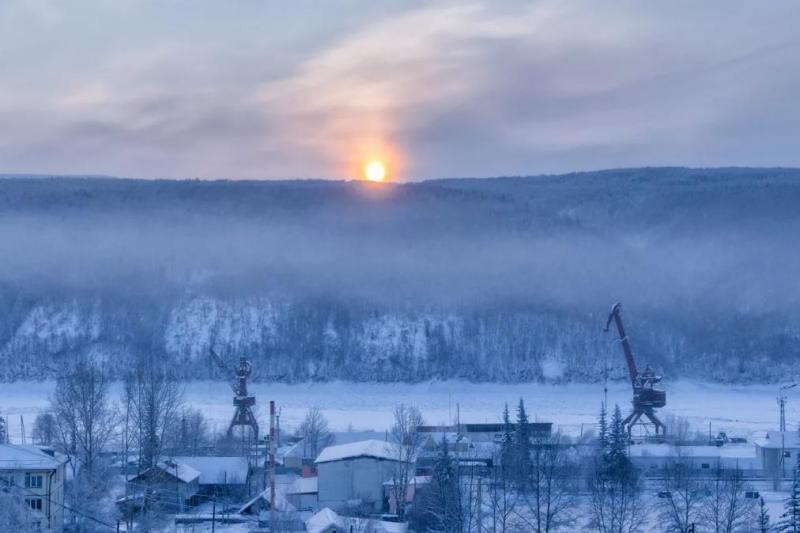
[[0, 380, 792, 443]]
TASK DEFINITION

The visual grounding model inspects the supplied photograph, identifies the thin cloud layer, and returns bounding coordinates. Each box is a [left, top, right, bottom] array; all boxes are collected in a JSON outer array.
[[1, 1, 798, 179]]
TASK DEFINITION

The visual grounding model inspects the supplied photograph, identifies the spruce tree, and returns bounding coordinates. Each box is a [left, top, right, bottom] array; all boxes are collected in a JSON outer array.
[[515, 398, 533, 490], [759, 496, 771, 533], [429, 435, 463, 533], [606, 404, 633, 481], [500, 403, 514, 479], [598, 403, 609, 458], [777, 453, 800, 532]]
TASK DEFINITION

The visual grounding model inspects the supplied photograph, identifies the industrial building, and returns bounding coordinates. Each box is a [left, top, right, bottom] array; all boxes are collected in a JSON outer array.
[[315, 439, 406, 512]]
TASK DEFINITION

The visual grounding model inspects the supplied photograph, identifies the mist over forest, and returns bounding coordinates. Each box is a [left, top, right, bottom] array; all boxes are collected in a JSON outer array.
[[0, 167, 798, 383]]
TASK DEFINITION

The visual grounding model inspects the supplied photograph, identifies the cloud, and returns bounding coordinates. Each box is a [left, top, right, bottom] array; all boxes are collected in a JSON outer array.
[[0, 0, 799, 178]]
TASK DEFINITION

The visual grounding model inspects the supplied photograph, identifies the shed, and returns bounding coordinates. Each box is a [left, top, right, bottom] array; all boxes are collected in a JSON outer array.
[[315, 440, 406, 512]]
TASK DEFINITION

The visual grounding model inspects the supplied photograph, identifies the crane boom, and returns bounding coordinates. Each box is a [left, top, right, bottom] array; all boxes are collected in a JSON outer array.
[[604, 302, 638, 386]]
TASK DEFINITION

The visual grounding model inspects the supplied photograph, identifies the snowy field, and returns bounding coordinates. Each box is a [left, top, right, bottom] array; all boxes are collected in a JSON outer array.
[[0, 380, 792, 443]]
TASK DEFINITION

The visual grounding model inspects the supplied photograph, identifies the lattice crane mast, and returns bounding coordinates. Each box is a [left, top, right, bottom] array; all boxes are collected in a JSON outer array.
[[604, 302, 666, 436], [210, 348, 259, 442]]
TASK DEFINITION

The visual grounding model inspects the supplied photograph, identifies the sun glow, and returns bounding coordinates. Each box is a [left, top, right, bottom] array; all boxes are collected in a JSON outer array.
[[364, 160, 387, 182]]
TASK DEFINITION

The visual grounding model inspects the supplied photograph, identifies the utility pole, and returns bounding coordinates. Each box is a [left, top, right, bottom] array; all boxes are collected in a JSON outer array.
[[779, 383, 797, 479], [779, 383, 797, 432], [270, 400, 276, 532]]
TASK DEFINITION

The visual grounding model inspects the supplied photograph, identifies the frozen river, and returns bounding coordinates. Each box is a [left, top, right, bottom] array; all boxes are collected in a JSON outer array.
[[0, 380, 789, 443]]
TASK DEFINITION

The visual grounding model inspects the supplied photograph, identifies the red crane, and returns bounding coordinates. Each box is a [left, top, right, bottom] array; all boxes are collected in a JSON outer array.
[[604, 302, 666, 436]]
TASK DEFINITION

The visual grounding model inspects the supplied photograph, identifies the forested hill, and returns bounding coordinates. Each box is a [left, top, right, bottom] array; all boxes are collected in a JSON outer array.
[[1, 167, 799, 383]]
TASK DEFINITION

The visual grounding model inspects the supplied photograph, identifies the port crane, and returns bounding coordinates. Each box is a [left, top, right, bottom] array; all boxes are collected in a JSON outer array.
[[210, 349, 259, 442], [604, 302, 666, 436]]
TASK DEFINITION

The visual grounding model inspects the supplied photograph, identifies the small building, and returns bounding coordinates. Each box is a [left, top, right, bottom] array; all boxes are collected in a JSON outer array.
[[0, 444, 68, 532], [754, 431, 800, 478], [286, 475, 318, 511], [128, 459, 200, 512], [172, 456, 249, 499], [383, 475, 431, 515], [419, 422, 553, 443], [306, 507, 408, 533], [315, 439, 406, 512], [629, 443, 761, 476]]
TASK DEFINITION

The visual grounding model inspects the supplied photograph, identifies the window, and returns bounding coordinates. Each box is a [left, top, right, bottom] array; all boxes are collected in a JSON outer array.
[[25, 498, 43, 511], [0, 474, 14, 487], [701, 463, 710, 469], [25, 473, 43, 488]]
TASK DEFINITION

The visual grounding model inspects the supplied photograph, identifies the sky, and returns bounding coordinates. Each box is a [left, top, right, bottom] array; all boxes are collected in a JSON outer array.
[[1, 0, 799, 181]]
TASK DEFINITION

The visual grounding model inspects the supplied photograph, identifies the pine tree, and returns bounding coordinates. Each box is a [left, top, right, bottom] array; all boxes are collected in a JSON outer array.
[[777, 453, 800, 532], [515, 398, 533, 490], [759, 496, 771, 533]]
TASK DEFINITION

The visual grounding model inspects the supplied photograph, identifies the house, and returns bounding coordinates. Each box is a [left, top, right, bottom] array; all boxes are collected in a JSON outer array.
[[0, 444, 68, 532], [286, 475, 318, 510], [315, 439, 406, 512], [754, 431, 800, 478], [306, 507, 408, 533], [127, 459, 200, 512], [172, 456, 249, 499]]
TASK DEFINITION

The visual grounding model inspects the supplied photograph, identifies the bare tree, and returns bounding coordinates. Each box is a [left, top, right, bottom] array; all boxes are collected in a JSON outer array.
[[656, 459, 705, 533], [124, 355, 184, 469], [50, 358, 117, 480], [517, 432, 576, 533], [701, 464, 753, 533], [171, 407, 211, 455], [485, 448, 519, 533], [0, 488, 34, 530], [588, 469, 645, 533], [32, 412, 56, 445], [389, 403, 424, 520], [297, 406, 331, 460]]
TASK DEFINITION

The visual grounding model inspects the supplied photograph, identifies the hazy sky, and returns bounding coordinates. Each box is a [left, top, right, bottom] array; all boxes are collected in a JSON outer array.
[[1, 1, 799, 180]]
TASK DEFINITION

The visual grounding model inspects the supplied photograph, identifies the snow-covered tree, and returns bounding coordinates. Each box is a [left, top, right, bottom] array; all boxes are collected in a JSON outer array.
[[777, 453, 800, 532]]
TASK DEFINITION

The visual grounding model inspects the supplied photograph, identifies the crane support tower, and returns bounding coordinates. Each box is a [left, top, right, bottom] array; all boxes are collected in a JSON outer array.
[[604, 302, 666, 436], [210, 349, 260, 442]]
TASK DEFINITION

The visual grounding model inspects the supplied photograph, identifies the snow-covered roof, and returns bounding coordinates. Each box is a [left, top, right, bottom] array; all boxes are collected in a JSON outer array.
[[0, 445, 66, 470], [287, 476, 318, 495], [383, 475, 432, 487], [315, 439, 403, 464], [754, 431, 800, 449], [239, 487, 295, 514], [306, 508, 408, 533], [284, 431, 389, 460], [172, 456, 248, 485], [306, 507, 342, 533], [131, 459, 200, 484], [629, 443, 756, 459]]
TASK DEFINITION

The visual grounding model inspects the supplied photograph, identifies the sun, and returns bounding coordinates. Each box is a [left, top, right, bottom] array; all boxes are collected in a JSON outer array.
[[364, 160, 386, 182]]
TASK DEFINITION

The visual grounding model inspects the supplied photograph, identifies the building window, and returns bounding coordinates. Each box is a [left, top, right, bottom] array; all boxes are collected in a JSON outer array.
[[0, 474, 14, 487], [25, 497, 43, 511], [701, 463, 710, 469], [25, 473, 44, 488]]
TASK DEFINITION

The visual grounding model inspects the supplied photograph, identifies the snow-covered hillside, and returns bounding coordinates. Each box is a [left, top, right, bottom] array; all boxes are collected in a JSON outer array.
[[1, 168, 799, 383]]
